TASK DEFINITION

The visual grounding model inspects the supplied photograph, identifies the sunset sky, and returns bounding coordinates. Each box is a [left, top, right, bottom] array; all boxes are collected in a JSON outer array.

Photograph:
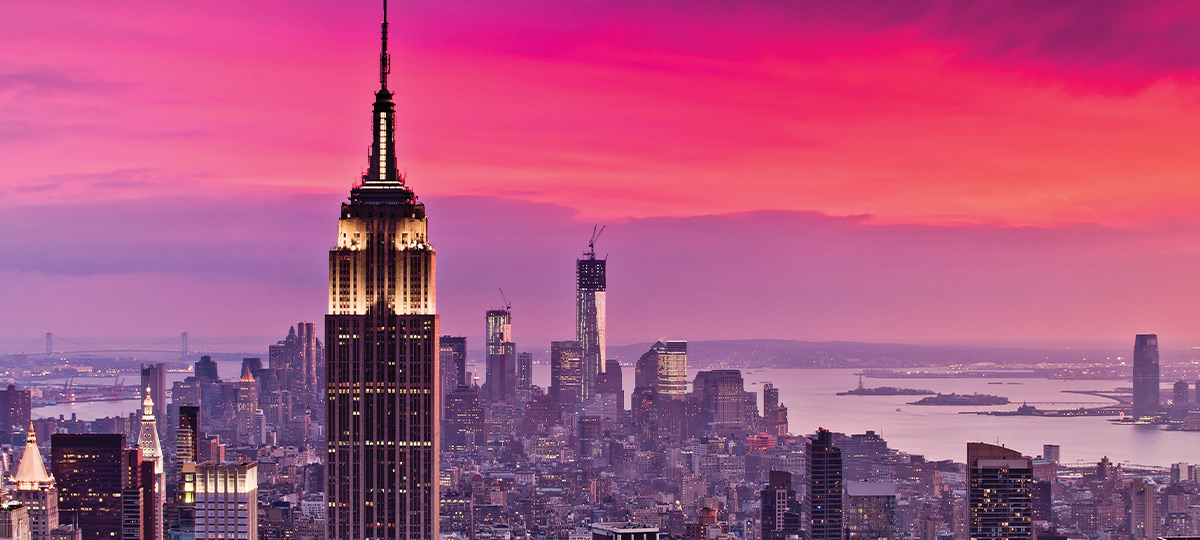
[[3, 1, 1200, 348]]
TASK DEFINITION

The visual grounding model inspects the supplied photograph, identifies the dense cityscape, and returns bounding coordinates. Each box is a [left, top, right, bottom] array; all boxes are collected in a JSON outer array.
[[4, 3, 1200, 540]]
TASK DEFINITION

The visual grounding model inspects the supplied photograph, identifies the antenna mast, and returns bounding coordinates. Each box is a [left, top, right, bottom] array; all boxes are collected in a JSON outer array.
[[380, 0, 391, 89]]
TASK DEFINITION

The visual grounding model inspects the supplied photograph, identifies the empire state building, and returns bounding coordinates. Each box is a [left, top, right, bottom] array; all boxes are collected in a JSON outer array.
[[326, 3, 439, 539]]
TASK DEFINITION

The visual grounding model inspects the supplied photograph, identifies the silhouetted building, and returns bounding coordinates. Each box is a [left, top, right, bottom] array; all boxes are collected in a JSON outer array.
[[1133, 334, 1160, 417], [1173, 379, 1189, 405], [577, 243, 606, 400], [194, 356, 219, 382], [550, 341, 584, 404], [761, 470, 802, 540], [808, 428, 843, 540], [967, 442, 1032, 540], [324, 6, 440, 539], [844, 482, 896, 540], [517, 351, 533, 397]]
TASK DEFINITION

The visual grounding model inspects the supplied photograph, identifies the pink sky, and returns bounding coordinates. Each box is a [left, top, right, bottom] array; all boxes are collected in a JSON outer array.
[[2, 1, 1200, 347]]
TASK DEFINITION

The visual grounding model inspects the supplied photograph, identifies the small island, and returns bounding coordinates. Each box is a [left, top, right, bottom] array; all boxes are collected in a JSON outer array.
[[838, 375, 934, 396], [838, 386, 935, 396], [908, 393, 1010, 406]]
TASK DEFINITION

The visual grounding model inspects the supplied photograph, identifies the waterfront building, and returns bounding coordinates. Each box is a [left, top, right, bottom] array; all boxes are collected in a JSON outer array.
[[11, 426, 57, 540], [324, 3, 439, 538], [1173, 379, 1189, 405], [634, 341, 687, 399], [844, 481, 896, 540], [183, 462, 258, 540], [550, 341, 584, 404], [808, 428, 844, 540], [967, 442, 1032, 540], [761, 470, 802, 540], [1132, 334, 1160, 417], [577, 241, 607, 400]]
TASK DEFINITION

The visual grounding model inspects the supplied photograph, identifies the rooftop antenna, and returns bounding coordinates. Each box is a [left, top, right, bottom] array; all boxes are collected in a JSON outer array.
[[586, 225, 606, 259], [380, 0, 391, 89]]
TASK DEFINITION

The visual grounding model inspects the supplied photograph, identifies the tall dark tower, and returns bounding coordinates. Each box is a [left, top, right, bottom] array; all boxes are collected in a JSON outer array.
[[967, 442, 1032, 540], [577, 226, 607, 400], [808, 428, 844, 540], [1132, 334, 1160, 418], [325, 2, 439, 539]]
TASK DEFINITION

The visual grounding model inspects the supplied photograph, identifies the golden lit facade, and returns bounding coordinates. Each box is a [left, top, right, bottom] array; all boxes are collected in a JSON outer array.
[[324, 5, 439, 539]]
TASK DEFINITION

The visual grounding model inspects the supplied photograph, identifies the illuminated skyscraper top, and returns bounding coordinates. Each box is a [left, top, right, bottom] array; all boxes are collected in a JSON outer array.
[[326, 2, 439, 539]]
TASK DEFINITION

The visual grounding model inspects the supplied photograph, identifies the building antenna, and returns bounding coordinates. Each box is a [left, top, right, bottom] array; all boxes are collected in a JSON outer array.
[[380, 0, 391, 89]]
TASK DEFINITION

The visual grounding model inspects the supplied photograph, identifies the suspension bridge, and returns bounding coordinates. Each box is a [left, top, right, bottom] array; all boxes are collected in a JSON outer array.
[[4, 331, 228, 357]]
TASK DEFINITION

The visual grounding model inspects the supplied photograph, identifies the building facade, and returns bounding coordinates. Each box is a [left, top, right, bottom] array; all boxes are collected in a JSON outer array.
[[184, 462, 258, 540], [1132, 334, 1160, 417]]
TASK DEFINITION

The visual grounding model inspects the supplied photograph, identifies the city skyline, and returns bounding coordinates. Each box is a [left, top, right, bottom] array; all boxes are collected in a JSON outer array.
[[3, 3, 1200, 343]]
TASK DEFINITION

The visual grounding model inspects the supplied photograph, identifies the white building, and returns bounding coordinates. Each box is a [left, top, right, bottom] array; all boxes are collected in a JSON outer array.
[[183, 462, 258, 540]]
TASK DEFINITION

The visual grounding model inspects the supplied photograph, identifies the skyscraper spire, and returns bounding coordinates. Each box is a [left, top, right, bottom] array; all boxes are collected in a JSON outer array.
[[358, 0, 408, 193], [12, 423, 53, 490], [380, 0, 391, 90]]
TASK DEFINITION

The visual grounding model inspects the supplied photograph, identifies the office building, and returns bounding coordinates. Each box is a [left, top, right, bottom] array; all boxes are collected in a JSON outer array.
[[485, 309, 516, 402], [967, 442, 1033, 540], [844, 482, 896, 540], [324, 5, 439, 538], [0, 502, 30, 540], [1173, 379, 1189, 405], [595, 358, 624, 411], [761, 470, 802, 540], [1042, 444, 1060, 464], [550, 341, 584, 404], [11, 426, 57, 540], [808, 428, 844, 540], [194, 356, 219, 382], [184, 462, 258, 540], [693, 370, 747, 436], [443, 385, 485, 451], [0, 385, 31, 438], [440, 336, 467, 387], [1128, 478, 1156, 540], [576, 240, 606, 400], [517, 352, 533, 396], [763, 383, 789, 436], [51, 434, 130, 540], [140, 364, 167, 430], [634, 341, 687, 399], [1133, 334, 1160, 417], [137, 389, 164, 540]]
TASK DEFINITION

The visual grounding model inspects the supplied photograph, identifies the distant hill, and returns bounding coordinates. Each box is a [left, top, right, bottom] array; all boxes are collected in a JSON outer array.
[[605, 339, 1134, 369]]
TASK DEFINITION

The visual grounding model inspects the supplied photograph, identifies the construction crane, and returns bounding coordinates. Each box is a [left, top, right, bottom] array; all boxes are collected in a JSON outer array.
[[586, 224, 606, 259], [498, 288, 512, 313]]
